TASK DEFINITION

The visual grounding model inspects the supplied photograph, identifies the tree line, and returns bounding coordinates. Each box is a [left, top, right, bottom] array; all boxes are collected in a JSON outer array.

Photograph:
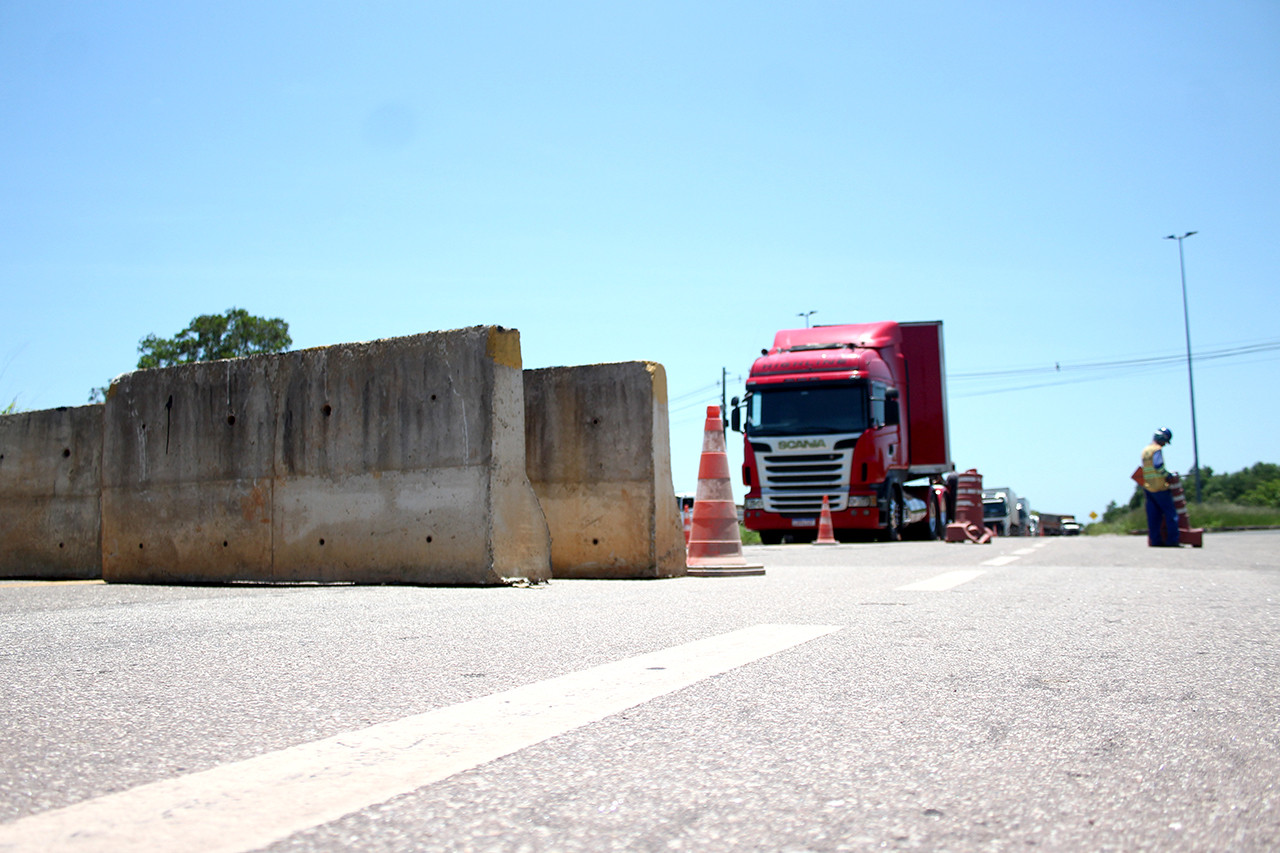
[[1102, 462, 1280, 521], [89, 308, 290, 402]]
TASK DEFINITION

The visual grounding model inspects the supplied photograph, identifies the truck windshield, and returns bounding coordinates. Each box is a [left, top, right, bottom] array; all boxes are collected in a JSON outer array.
[[747, 382, 869, 436]]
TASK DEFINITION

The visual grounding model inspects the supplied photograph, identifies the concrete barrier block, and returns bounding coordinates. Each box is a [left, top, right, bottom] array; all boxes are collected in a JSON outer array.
[[102, 357, 278, 583], [524, 362, 685, 579], [103, 326, 551, 585], [271, 328, 550, 584], [0, 405, 103, 579]]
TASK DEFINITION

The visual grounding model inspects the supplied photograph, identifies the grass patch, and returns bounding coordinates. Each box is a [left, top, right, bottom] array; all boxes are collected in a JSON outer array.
[[739, 524, 762, 545], [1087, 502, 1280, 535]]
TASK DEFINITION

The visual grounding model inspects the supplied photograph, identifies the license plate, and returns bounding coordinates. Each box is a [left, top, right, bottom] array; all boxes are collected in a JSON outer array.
[[791, 517, 817, 528]]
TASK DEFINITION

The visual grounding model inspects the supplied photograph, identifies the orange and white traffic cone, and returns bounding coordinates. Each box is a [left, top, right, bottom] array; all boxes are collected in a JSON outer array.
[[1167, 473, 1204, 547], [814, 495, 838, 546], [686, 406, 765, 577]]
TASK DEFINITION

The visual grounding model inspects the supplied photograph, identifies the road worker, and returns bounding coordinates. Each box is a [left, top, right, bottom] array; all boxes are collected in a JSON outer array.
[[1141, 427, 1180, 547]]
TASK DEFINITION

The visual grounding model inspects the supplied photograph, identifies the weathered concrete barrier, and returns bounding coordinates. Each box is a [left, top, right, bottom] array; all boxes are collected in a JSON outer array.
[[0, 405, 103, 579], [101, 326, 551, 585], [524, 362, 685, 579]]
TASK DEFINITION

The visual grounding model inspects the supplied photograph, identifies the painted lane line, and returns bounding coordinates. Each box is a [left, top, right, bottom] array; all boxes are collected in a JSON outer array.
[[0, 624, 840, 853], [1012, 548, 1036, 556], [896, 570, 987, 591], [981, 555, 1021, 567], [0, 580, 104, 589]]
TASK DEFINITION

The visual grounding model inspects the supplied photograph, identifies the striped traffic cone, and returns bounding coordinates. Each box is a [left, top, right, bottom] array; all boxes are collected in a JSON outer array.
[[686, 406, 764, 577], [813, 495, 838, 546], [1167, 474, 1204, 547]]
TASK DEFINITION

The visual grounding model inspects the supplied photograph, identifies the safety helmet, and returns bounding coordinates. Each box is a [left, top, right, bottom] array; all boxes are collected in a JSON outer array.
[[1153, 427, 1172, 444]]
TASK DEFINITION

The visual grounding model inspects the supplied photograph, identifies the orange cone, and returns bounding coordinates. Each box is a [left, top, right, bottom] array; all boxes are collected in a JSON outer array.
[[814, 495, 837, 546], [686, 406, 765, 577], [1167, 474, 1204, 547]]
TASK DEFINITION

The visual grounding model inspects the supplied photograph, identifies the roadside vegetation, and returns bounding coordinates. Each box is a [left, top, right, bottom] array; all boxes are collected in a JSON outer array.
[[1088, 462, 1280, 534]]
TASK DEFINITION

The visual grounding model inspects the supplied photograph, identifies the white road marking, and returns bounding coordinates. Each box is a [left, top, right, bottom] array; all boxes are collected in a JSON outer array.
[[896, 569, 987, 591], [1012, 548, 1036, 556], [0, 624, 840, 853], [981, 555, 1022, 567]]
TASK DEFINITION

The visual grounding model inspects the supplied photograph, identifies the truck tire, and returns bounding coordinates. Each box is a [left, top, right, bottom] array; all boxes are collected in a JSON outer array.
[[944, 473, 959, 523], [880, 489, 905, 542], [909, 496, 939, 541], [925, 498, 942, 540], [759, 531, 784, 545]]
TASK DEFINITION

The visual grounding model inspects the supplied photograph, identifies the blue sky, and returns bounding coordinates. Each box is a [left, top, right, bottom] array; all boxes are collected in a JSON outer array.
[[3, 1, 1277, 520]]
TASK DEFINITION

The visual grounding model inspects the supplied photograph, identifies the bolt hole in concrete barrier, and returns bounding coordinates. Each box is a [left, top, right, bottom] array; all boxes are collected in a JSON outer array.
[[322, 404, 332, 417], [58, 542, 64, 549], [223, 541, 229, 547], [429, 394, 437, 401], [319, 538, 325, 546], [62, 448, 71, 457], [426, 536, 433, 543], [226, 415, 236, 426], [138, 543, 144, 549], [592, 538, 600, 545]]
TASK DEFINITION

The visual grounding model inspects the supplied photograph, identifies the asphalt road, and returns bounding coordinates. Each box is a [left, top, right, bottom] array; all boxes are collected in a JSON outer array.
[[2, 532, 1277, 852]]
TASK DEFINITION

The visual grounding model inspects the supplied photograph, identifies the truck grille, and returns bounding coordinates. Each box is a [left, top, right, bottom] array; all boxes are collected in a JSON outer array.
[[756, 443, 855, 514]]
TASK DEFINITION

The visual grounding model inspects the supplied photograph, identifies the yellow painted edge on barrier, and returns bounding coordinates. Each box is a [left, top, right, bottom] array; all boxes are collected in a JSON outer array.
[[486, 327, 522, 369]]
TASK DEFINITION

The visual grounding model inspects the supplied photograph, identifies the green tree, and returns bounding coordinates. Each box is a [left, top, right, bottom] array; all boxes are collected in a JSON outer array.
[[137, 308, 291, 369], [89, 308, 292, 403], [1239, 479, 1280, 509]]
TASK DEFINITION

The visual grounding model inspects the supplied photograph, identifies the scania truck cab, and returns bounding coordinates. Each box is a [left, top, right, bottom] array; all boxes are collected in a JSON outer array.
[[734, 321, 954, 543]]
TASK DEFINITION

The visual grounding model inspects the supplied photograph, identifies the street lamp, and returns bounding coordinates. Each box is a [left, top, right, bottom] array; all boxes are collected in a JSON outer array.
[[797, 310, 816, 328], [1164, 231, 1202, 503]]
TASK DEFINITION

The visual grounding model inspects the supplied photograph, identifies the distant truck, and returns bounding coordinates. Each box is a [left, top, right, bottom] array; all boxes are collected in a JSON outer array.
[[1038, 512, 1078, 536], [982, 487, 1031, 536], [732, 320, 954, 543]]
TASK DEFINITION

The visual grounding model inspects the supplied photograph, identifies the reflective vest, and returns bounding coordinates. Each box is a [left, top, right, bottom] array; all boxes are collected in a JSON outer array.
[[1141, 442, 1169, 492]]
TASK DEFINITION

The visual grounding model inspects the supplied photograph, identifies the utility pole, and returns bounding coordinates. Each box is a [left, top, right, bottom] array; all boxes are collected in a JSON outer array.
[[721, 366, 728, 431], [1164, 231, 1202, 503]]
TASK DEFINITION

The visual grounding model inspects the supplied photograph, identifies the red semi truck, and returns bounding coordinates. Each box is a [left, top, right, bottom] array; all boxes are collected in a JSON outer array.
[[732, 320, 955, 543]]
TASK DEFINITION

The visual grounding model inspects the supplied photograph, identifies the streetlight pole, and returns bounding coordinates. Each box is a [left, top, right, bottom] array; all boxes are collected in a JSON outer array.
[[797, 311, 816, 328], [1164, 231, 1202, 503]]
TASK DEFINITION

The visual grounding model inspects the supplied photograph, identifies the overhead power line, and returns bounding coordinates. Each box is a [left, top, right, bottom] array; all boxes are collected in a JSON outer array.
[[951, 339, 1280, 382], [951, 339, 1280, 398], [667, 338, 1280, 411]]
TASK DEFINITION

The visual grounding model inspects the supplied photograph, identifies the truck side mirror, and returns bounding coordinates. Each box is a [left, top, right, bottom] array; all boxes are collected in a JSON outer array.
[[730, 396, 742, 433]]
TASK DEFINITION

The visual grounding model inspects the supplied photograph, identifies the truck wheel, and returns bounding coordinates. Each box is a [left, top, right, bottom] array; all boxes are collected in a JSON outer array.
[[924, 499, 941, 540], [908, 498, 938, 541], [880, 489, 904, 542], [759, 531, 783, 545]]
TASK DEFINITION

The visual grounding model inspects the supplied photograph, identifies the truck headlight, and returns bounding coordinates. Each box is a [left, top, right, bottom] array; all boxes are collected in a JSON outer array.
[[847, 495, 876, 508], [744, 498, 764, 510]]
